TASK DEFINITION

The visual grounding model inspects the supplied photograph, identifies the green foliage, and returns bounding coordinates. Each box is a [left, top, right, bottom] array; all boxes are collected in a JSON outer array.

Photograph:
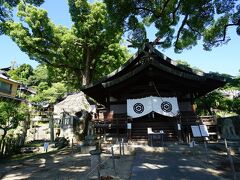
[[36, 81, 49, 92], [225, 76, 240, 90], [8, 63, 33, 85], [6, 63, 72, 103], [196, 72, 240, 116], [3, 0, 129, 88], [27, 65, 50, 86], [0, 0, 44, 35], [175, 60, 204, 74], [196, 91, 224, 115], [175, 60, 191, 68], [232, 98, 240, 114], [104, 0, 240, 51], [0, 100, 28, 139], [29, 82, 67, 103]]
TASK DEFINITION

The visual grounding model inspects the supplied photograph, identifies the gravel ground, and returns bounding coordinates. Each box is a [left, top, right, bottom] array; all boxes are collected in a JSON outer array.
[[0, 141, 239, 180]]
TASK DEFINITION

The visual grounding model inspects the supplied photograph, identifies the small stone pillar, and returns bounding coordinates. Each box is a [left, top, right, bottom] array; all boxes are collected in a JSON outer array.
[[89, 149, 101, 176]]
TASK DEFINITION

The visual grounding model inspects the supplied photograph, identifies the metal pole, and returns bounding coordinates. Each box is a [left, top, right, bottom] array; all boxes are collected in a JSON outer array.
[[161, 134, 164, 147], [204, 139, 208, 163], [122, 138, 125, 155], [97, 164, 101, 180], [224, 139, 237, 180], [71, 138, 74, 155], [119, 142, 122, 156], [111, 146, 116, 174]]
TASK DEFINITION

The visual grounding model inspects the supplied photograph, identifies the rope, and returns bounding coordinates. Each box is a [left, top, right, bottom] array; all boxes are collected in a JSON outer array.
[[152, 81, 180, 117], [86, 145, 119, 177], [87, 156, 110, 177], [232, 154, 240, 161]]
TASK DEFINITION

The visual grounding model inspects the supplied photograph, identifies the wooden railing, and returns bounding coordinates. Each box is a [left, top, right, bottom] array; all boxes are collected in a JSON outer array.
[[199, 116, 217, 125]]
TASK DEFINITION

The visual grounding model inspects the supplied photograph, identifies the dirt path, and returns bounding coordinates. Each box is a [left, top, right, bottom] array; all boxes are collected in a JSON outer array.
[[131, 146, 225, 179], [0, 142, 238, 179], [0, 146, 133, 180]]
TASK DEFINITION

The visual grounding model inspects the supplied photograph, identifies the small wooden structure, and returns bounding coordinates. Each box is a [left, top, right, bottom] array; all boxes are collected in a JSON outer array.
[[53, 92, 92, 142], [83, 42, 225, 141]]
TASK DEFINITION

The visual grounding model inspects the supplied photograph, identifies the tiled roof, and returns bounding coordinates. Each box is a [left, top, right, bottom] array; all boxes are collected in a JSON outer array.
[[0, 73, 20, 84]]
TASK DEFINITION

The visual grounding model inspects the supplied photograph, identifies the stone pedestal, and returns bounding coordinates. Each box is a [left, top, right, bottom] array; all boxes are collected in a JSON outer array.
[[89, 149, 101, 176]]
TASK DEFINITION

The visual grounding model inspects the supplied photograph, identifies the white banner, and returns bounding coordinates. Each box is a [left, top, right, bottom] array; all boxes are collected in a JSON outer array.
[[152, 97, 179, 117], [127, 96, 179, 118], [127, 97, 152, 118]]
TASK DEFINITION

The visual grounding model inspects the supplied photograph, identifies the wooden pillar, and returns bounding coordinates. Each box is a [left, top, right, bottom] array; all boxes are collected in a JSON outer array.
[[49, 105, 54, 143], [106, 91, 110, 112], [117, 118, 119, 140], [177, 116, 182, 142]]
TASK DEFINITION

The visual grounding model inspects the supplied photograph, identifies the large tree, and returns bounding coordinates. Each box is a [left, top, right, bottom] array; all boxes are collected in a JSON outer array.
[[3, 0, 129, 87], [104, 0, 240, 52]]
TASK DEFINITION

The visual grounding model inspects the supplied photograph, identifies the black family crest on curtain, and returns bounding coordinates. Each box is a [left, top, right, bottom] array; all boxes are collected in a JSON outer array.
[[161, 101, 172, 112], [133, 103, 144, 114]]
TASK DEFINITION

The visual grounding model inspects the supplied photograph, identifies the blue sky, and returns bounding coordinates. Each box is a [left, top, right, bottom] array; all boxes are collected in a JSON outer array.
[[0, 0, 239, 76]]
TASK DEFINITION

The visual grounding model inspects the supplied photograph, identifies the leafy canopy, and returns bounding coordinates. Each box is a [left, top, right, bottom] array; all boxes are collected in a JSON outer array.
[[0, 0, 44, 35], [0, 100, 27, 134], [29, 82, 68, 103], [104, 0, 240, 52], [8, 63, 33, 85], [195, 72, 240, 116], [7, 64, 71, 104], [3, 0, 129, 87]]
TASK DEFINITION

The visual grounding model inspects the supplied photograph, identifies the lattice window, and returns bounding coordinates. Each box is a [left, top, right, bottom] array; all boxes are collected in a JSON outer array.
[[0, 81, 12, 94]]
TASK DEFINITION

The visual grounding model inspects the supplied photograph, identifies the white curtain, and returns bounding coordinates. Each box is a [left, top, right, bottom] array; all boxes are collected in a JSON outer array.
[[127, 97, 152, 118], [152, 97, 179, 117], [127, 96, 179, 118]]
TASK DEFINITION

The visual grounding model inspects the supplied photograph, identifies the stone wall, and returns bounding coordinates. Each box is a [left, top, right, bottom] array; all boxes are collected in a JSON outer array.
[[218, 116, 240, 140]]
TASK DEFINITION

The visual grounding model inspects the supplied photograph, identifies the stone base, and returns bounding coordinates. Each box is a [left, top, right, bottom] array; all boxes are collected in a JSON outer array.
[[84, 135, 97, 146], [79, 145, 96, 154]]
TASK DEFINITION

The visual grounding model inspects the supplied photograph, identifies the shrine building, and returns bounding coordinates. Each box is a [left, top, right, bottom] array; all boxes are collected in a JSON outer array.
[[82, 42, 225, 141]]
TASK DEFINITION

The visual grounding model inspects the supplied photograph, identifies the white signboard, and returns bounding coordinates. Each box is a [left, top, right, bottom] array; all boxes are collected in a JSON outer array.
[[127, 123, 132, 129], [177, 123, 181, 131], [199, 125, 209, 137], [191, 125, 210, 137], [191, 125, 202, 137]]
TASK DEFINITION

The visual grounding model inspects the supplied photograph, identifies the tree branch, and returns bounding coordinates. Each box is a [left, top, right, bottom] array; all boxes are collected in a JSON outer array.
[[135, 0, 171, 19], [159, 0, 171, 18], [171, 0, 182, 24], [135, 7, 156, 16], [0, 9, 6, 23], [28, 46, 82, 71], [213, 22, 240, 44], [153, 0, 182, 43], [186, 22, 201, 36], [175, 14, 189, 45]]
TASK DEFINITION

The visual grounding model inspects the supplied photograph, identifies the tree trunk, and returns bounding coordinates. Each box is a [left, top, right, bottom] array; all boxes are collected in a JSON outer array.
[[206, 105, 213, 115], [49, 114, 54, 142], [19, 116, 30, 147], [82, 71, 91, 86], [1, 139, 5, 156], [82, 47, 93, 86], [1, 129, 7, 142]]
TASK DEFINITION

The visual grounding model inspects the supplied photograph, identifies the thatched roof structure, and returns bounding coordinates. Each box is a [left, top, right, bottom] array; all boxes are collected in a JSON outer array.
[[54, 92, 91, 116]]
